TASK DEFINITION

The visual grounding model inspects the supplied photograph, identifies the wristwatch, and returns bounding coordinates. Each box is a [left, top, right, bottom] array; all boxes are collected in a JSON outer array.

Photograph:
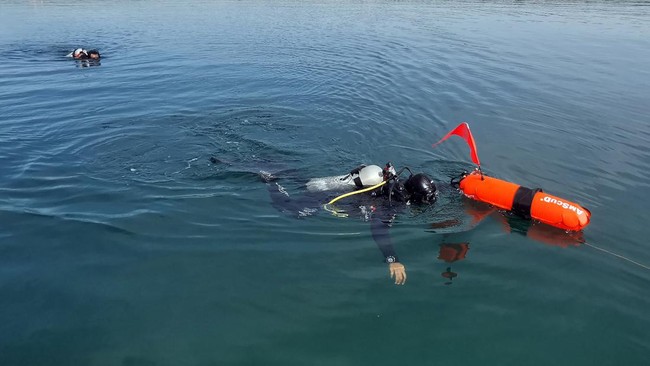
[[385, 256, 397, 264]]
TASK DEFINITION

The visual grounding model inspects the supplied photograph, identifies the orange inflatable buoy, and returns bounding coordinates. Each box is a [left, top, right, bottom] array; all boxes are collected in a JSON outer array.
[[458, 170, 590, 231]]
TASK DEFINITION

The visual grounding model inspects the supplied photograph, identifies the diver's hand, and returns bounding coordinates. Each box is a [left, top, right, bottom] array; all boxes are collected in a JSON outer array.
[[389, 262, 407, 285]]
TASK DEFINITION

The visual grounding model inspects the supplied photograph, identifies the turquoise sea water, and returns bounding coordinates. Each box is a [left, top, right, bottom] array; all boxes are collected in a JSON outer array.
[[1, 1, 649, 365]]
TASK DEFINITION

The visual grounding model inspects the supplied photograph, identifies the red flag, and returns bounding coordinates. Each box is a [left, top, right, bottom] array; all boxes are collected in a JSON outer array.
[[433, 122, 481, 166]]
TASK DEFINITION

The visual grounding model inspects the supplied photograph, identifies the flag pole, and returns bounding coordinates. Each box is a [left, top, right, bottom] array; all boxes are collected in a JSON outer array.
[[433, 122, 483, 178]]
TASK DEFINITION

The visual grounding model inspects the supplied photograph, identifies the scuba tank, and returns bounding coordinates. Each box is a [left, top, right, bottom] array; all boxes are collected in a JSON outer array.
[[306, 164, 384, 192]]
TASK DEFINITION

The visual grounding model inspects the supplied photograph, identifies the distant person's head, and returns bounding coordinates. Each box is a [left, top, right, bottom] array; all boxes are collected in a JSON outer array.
[[87, 49, 100, 60], [72, 48, 88, 59]]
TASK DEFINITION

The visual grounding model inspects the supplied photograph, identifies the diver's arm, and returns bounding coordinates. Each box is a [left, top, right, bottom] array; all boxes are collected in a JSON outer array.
[[371, 215, 407, 285], [370, 216, 398, 262]]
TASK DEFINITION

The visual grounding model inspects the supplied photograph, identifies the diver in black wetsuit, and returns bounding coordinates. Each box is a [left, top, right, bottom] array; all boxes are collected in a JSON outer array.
[[68, 48, 101, 60], [262, 163, 437, 285]]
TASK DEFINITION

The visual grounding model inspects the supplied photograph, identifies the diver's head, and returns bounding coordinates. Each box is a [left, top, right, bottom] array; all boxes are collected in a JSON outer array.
[[87, 49, 101, 59], [404, 173, 436, 204]]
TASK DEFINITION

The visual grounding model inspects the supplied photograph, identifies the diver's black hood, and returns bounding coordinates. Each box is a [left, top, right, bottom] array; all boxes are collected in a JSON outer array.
[[404, 173, 436, 204]]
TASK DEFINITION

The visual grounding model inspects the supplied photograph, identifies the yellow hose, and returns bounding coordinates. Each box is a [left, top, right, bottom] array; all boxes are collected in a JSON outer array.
[[327, 181, 386, 205]]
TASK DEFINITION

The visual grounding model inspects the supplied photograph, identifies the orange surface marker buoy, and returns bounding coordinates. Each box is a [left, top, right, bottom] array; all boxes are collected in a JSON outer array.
[[434, 122, 591, 231], [459, 170, 590, 231]]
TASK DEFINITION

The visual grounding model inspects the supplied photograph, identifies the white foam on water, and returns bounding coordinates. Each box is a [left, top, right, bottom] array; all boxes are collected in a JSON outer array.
[[305, 175, 355, 192]]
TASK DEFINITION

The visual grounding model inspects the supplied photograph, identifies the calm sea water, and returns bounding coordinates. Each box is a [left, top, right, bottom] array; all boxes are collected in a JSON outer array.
[[1, 0, 649, 365]]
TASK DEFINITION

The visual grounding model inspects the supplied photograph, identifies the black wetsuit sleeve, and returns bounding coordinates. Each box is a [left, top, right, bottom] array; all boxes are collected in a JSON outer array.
[[371, 215, 399, 263]]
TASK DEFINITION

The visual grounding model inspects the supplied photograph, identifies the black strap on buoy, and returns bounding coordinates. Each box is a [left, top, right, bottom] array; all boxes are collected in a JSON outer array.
[[512, 186, 543, 219]]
